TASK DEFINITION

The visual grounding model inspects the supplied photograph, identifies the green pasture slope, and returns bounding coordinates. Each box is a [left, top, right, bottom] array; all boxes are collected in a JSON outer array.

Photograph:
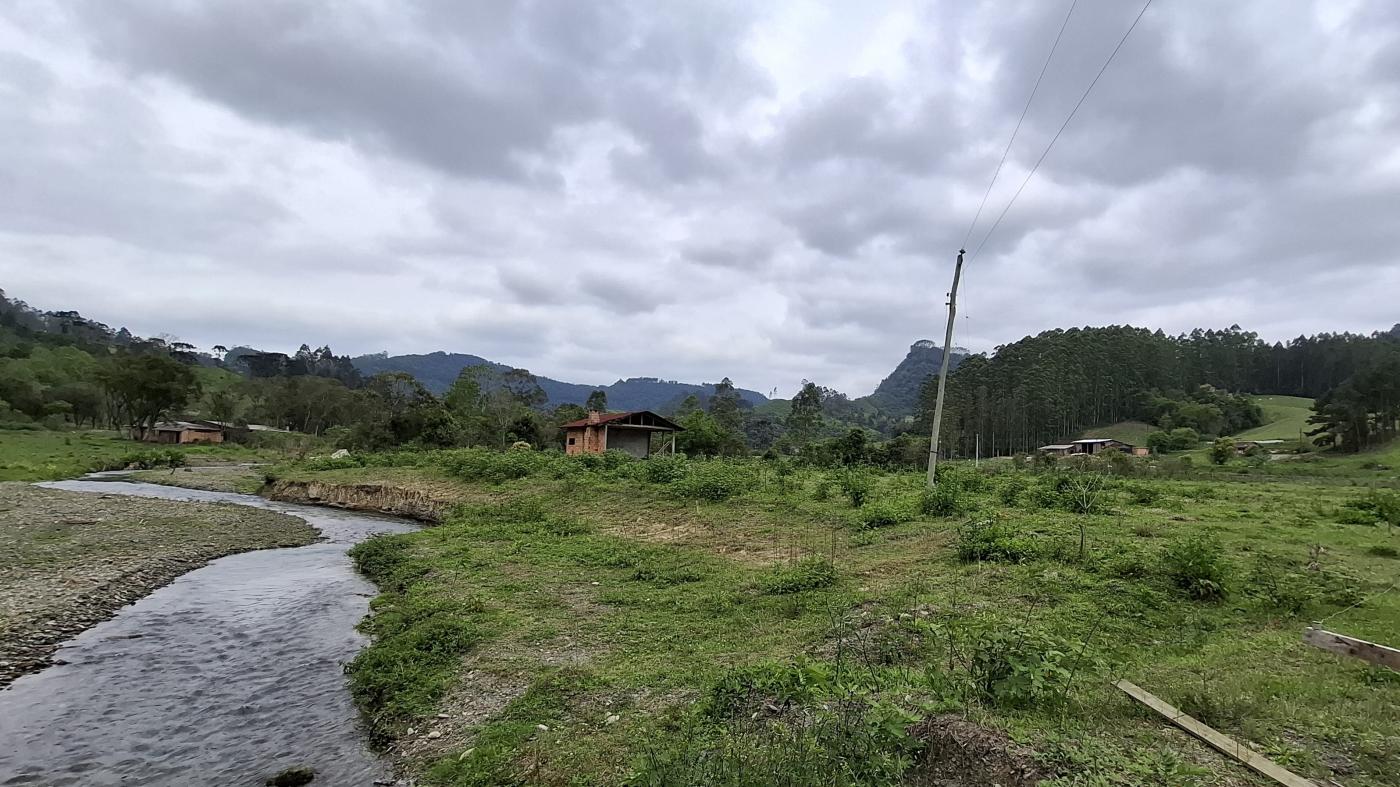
[[1235, 395, 1315, 441]]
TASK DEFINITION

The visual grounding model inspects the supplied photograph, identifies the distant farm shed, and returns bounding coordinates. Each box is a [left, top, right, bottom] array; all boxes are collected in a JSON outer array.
[[561, 411, 682, 458], [140, 421, 224, 445], [1038, 438, 1146, 457]]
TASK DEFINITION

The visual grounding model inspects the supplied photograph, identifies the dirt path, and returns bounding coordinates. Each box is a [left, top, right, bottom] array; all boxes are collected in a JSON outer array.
[[0, 483, 316, 688]]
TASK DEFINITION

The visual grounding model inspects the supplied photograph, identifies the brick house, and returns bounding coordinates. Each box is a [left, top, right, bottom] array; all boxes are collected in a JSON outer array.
[[140, 421, 225, 444], [561, 411, 683, 458]]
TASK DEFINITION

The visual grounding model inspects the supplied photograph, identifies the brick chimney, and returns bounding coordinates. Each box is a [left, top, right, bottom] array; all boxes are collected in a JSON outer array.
[[587, 410, 602, 425]]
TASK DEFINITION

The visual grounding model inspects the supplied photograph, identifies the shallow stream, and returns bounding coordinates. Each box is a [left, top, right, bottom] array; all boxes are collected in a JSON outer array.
[[0, 480, 416, 786]]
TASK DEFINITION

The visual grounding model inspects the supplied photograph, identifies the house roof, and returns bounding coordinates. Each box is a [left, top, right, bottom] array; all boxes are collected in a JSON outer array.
[[560, 410, 683, 431], [154, 420, 221, 432], [1040, 444, 1075, 450], [1072, 438, 1122, 444]]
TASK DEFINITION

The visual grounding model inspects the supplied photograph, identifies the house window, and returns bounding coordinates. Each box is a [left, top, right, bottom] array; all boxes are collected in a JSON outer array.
[[567, 437, 576, 445]]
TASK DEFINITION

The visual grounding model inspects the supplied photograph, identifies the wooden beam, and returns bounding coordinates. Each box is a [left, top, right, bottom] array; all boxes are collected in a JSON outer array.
[[1114, 680, 1316, 787], [1303, 627, 1400, 672]]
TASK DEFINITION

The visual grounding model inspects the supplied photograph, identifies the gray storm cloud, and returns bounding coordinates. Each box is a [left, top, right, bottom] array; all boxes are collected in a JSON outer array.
[[1, 0, 1396, 397]]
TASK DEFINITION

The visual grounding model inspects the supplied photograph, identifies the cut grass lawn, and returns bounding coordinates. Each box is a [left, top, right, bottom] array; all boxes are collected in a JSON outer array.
[[270, 450, 1400, 786]]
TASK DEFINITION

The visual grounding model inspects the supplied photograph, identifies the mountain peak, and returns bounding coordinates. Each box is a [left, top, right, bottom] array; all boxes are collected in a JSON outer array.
[[862, 340, 967, 418]]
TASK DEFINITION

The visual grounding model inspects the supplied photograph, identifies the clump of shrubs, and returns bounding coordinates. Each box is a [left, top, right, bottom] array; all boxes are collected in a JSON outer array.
[[672, 461, 753, 502], [967, 624, 1089, 709], [1367, 544, 1399, 559], [1024, 472, 1111, 515], [920, 480, 970, 517], [997, 474, 1028, 505], [1160, 533, 1228, 600], [838, 469, 873, 507], [955, 518, 1036, 563], [1338, 491, 1400, 528], [104, 449, 188, 471], [758, 558, 838, 595], [858, 498, 916, 529], [440, 447, 557, 482], [643, 455, 689, 484], [1121, 483, 1162, 506]]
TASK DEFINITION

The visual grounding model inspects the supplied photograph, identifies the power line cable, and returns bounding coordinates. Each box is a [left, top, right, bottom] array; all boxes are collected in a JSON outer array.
[[962, 0, 1080, 250], [970, 0, 1154, 260]]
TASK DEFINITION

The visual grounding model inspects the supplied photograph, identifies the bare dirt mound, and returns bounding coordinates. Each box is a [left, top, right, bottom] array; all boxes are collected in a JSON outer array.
[[907, 715, 1049, 786]]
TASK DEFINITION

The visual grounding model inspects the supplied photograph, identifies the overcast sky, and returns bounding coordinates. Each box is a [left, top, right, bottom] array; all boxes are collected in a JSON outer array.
[[2, 1, 1398, 398]]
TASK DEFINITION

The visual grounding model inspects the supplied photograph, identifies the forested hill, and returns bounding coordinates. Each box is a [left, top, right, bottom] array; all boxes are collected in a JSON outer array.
[[929, 325, 1400, 457], [351, 351, 768, 410], [862, 340, 966, 418]]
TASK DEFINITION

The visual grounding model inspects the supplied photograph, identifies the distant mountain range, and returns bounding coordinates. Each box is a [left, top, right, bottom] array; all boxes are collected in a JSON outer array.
[[352, 341, 961, 419], [860, 340, 966, 418], [351, 351, 769, 412]]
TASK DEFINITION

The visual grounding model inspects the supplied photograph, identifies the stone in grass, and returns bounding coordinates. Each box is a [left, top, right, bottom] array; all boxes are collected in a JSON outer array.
[[266, 766, 316, 786]]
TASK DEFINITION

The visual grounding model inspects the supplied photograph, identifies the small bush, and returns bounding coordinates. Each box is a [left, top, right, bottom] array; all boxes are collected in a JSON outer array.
[[1340, 491, 1400, 528], [1102, 551, 1151, 579], [440, 447, 556, 483], [672, 461, 753, 502], [920, 482, 969, 517], [1366, 544, 1399, 559], [1122, 483, 1162, 506], [1060, 473, 1110, 515], [858, 498, 916, 529], [968, 625, 1089, 709], [955, 518, 1036, 563], [997, 474, 1028, 505], [1244, 555, 1317, 615], [701, 660, 833, 719], [838, 469, 873, 507], [758, 558, 838, 595], [1337, 506, 1379, 526], [1161, 534, 1228, 600], [643, 455, 690, 484], [1176, 685, 1257, 730], [936, 464, 988, 493], [101, 449, 187, 471], [1209, 438, 1234, 465]]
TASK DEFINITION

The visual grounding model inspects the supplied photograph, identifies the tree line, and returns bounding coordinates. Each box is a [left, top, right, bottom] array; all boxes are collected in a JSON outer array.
[[923, 324, 1400, 457]]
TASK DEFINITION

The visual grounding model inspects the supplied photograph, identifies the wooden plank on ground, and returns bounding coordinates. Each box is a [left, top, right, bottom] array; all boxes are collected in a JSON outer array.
[[1114, 680, 1316, 787], [1303, 627, 1400, 672]]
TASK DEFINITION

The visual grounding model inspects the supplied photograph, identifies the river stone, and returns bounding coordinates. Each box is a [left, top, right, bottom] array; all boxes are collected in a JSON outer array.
[[266, 766, 316, 786]]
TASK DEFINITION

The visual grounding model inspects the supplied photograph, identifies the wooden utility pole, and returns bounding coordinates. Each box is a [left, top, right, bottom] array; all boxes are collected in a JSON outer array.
[[926, 249, 965, 487]]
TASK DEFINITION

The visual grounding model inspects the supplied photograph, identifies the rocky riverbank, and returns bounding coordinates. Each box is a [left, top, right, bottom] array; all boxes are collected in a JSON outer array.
[[263, 478, 457, 523], [0, 483, 317, 688]]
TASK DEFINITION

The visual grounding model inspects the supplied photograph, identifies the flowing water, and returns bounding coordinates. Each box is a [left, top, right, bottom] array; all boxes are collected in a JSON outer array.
[[0, 480, 417, 786]]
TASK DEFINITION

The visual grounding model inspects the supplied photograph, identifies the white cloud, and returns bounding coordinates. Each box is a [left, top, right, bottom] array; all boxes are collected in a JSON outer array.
[[1, 0, 1398, 400]]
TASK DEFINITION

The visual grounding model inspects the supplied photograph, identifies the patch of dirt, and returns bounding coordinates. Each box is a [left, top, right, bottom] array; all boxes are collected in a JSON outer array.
[[0, 483, 316, 688], [907, 715, 1051, 786], [587, 508, 795, 565], [393, 664, 531, 766]]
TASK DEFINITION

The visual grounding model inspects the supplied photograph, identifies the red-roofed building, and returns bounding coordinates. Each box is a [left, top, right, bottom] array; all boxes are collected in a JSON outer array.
[[562, 410, 683, 458]]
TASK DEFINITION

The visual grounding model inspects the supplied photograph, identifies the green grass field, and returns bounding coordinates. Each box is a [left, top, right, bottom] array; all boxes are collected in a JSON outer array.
[[0, 428, 276, 481], [266, 449, 1400, 786], [1080, 420, 1154, 445], [1235, 395, 1315, 441]]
